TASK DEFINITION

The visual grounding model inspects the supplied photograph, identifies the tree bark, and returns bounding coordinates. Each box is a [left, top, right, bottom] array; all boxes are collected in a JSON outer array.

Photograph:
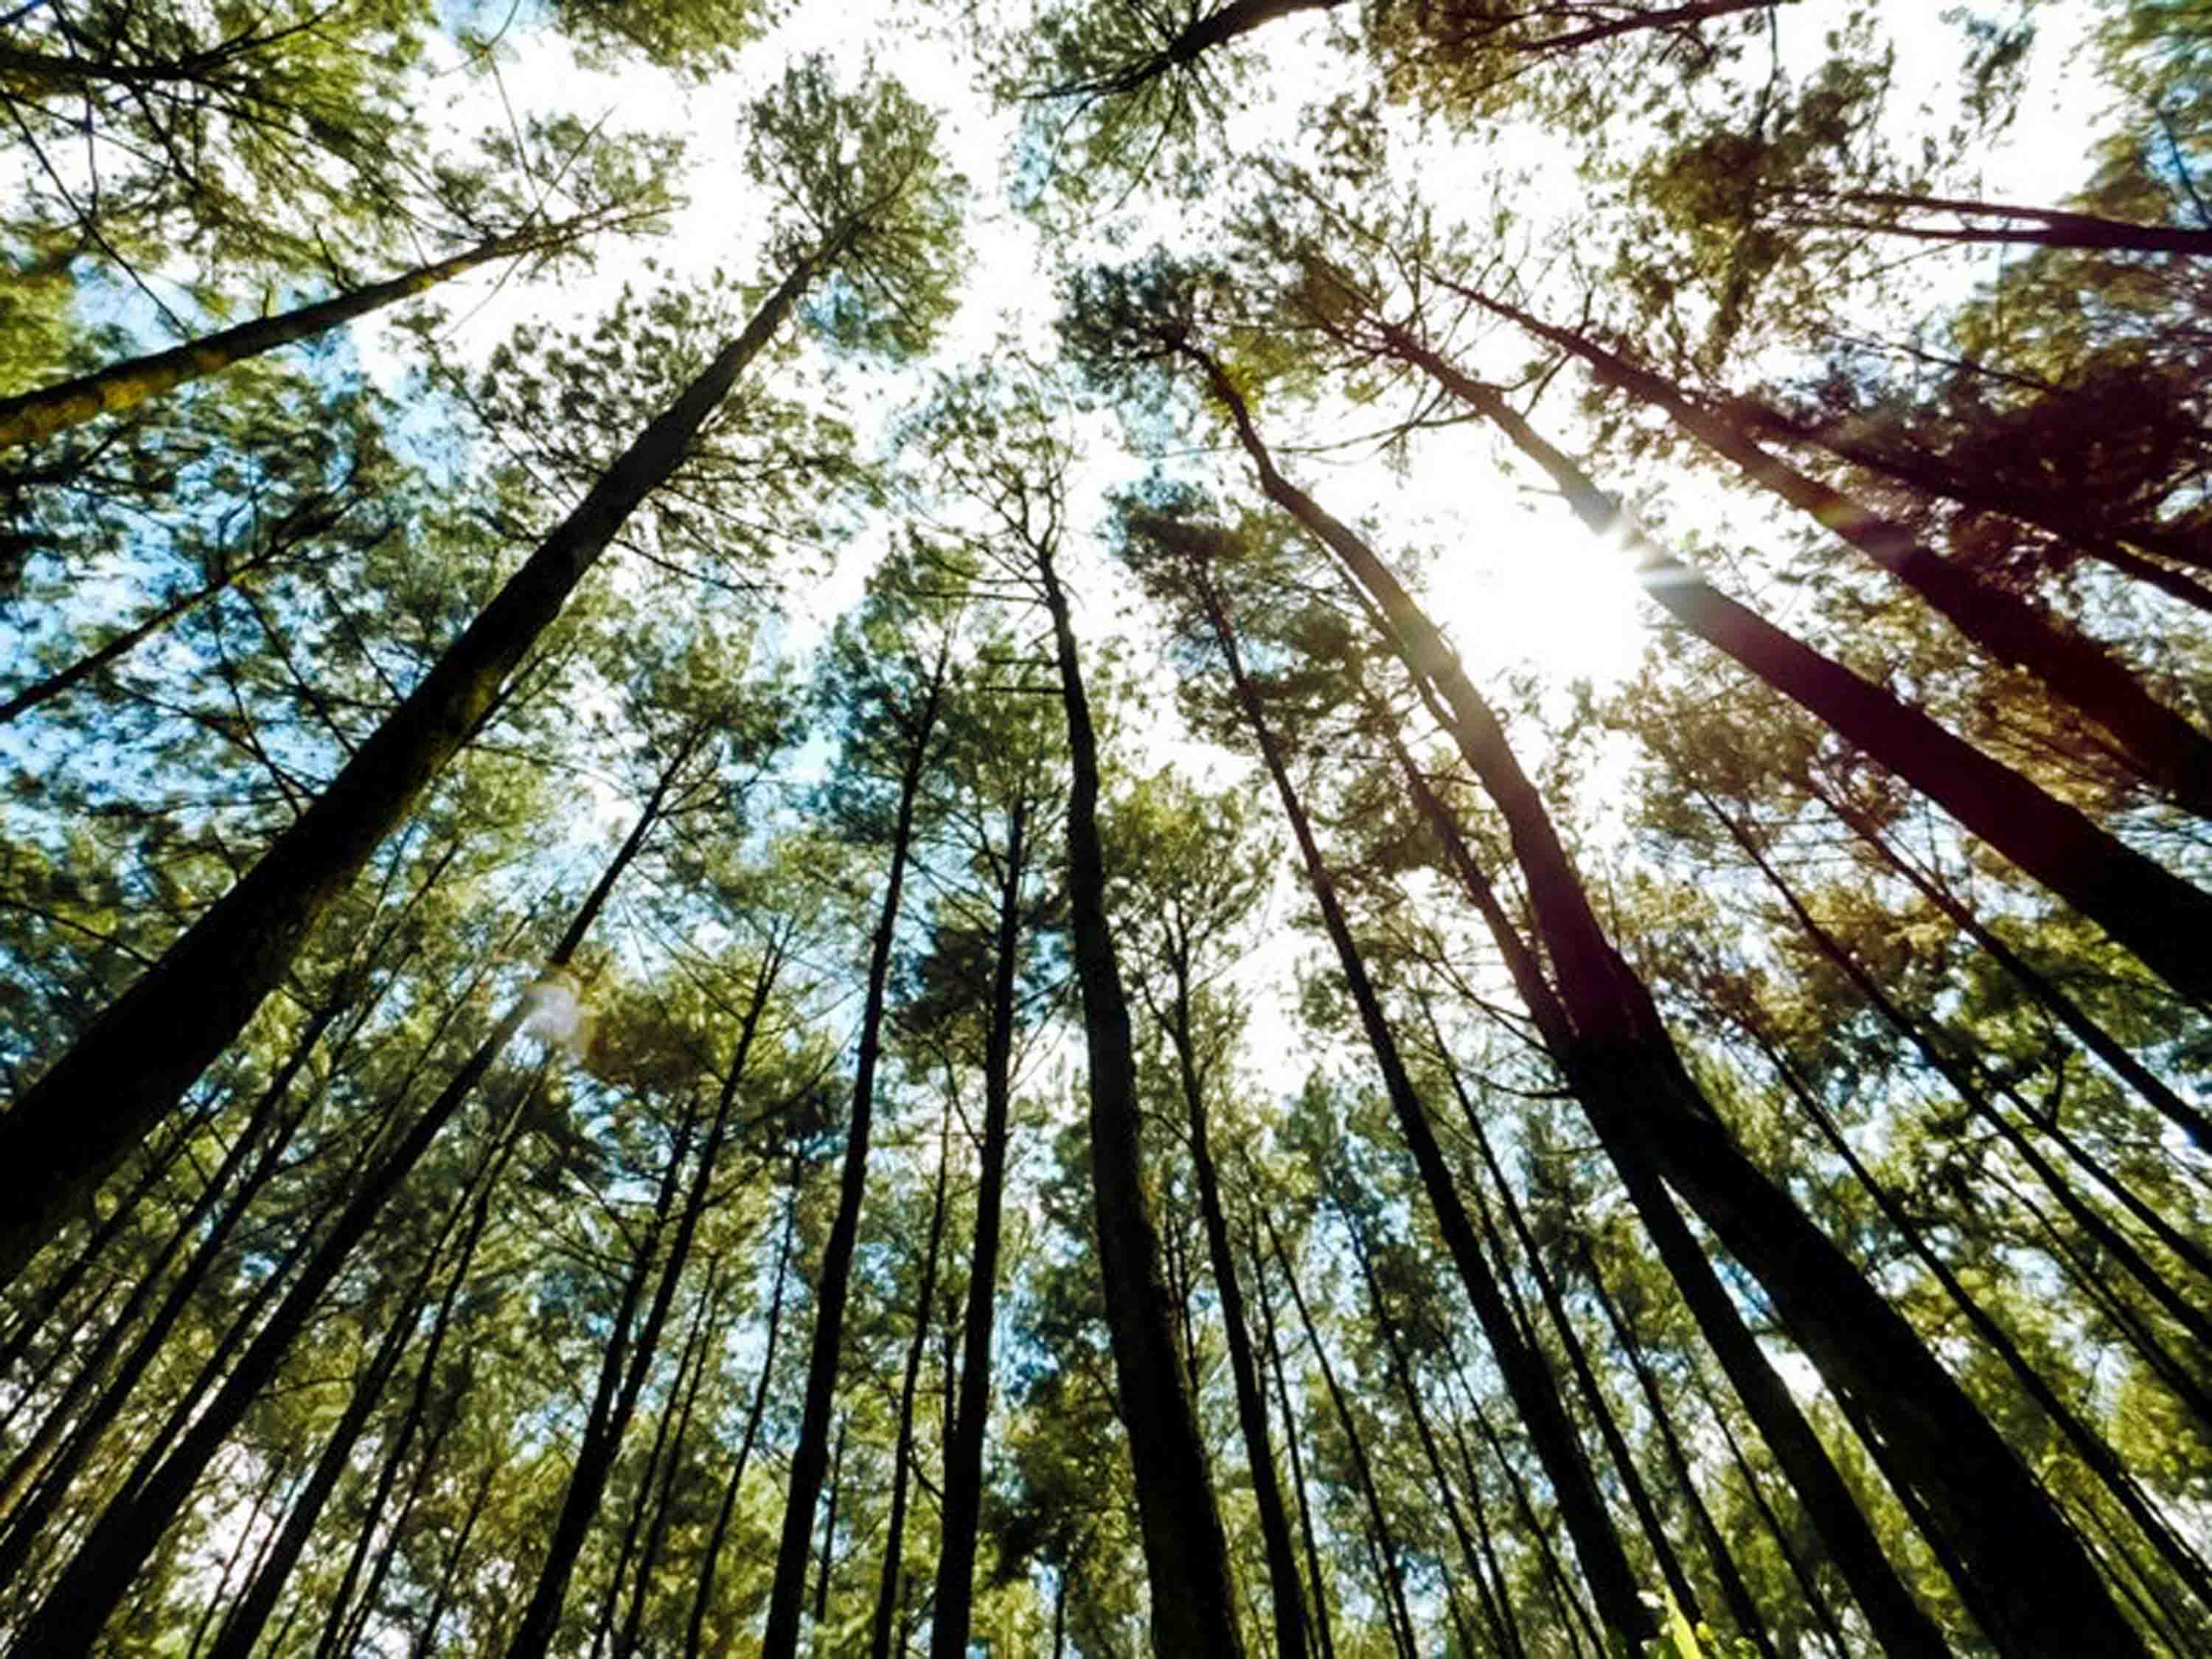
[[760, 646, 948, 1659], [1360, 317, 2212, 1006], [928, 799, 1028, 1659], [1183, 355, 2137, 1652], [1186, 546, 1655, 1646], [0, 245, 827, 1290], [1399, 297, 2212, 818], [0, 221, 594, 451], [870, 1097, 952, 1659], [1157, 935, 1312, 1659], [1036, 538, 1248, 1657], [6, 780, 662, 1657]]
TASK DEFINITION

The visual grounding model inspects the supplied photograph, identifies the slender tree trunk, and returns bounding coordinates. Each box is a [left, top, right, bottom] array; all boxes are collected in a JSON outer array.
[[1263, 1209, 1418, 1658], [1343, 1223, 1520, 1659], [1582, 1249, 1778, 1658], [509, 893, 776, 1659], [761, 646, 948, 1659], [409, 1458, 499, 1659], [1045, 0, 1341, 96], [1776, 188, 2212, 256], [1358, 319, 2212, 1001], [0, 222, 594, 451], [814, 1416, 846, 1630], [1186, 352, 2146, 1655], [607, 1269, 723, 1659], [1394, 296, 2212, 818], [1186, 549, 1654, 1646], [929, 799, 1029, 1659], [686, 1143, 801, 1659], [0, 243, 830, 1289], [311, 1062, 527, 1659], [323, 1371, 462, 1659], [1803, 771, 2212, 1153], [1246, 1221, 1340, 1659], [1035, 540, 1248, 1656], [1162, 953, 1312, 1659], [1394, 742, 1955, 1659], [869, 1098, 952, 1659], [1704, 789, 2212, 1359], [1691, 1370, 1854, 1659], [6, 782, 662, 1658]]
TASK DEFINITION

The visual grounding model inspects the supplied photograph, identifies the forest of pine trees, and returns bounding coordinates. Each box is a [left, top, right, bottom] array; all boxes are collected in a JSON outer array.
[[1, 0, 2208, 1653]]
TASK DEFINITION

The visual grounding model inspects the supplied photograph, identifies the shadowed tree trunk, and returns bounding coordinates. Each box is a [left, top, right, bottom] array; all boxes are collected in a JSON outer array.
[[1356, 316, 2212, 1005], [929, 798, 1029, 1659], [0, 218, 612, 452], [6, 771, 669, 1658], [760, 641, 950, 1659], [1183, 346, 2147, 1654], [1392, 293, 2212, 818], [869, 1096, 952, 1659], [1035, 536, 1248, 1657], [1181, 540, 1655, 1646], [0, 243, 832, 1290], [1245, 1220, 1340, 1659]]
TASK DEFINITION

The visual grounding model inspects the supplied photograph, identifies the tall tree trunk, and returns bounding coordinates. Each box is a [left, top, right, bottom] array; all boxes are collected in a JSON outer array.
[[1394, 296, 2212, 818], [599, 1269, 722, 1659], [0, 220, 597, 451], [6, 779, 664, 1658], [814, 1416, 846, 1629], [1342, 1221, 1523, 1659], [1356, 320, 2212, 1004], [0, 245, 829, 1289], [1773, 188, 2212, 256], [1245, 1221, 1340, 1659], [1801, 771, 2212, 1153], [1394, 740, 1955, 1659], [1579, 1245, 1780, 1658], [1262, 1209, 1418, 1658], [1736, 1009, 2212, 1616], [929, 799, 1029, 1659], [1186, 351, 2147, 1655], [1161, 942, 1312, 1659], [409, 1458, 500, 1659], [1034, 540, 1248, 1656], [685, 1141, 802, 1659], [509, 900, 779, 1659], [1185, 547, 1654, 1646], [1703, 788, 2212, 1360], [761, 647, 948, 1659], [869, 1096, 953, 1659]]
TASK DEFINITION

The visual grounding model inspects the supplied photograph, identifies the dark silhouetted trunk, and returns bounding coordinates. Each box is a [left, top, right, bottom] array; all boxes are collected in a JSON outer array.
[[0, 246, 827, 1290], [1246, 1222, 1340, 1659], [1400, 296, 2212, 819], [1263, 1208, 1417, 1657], [1188, 347, 2146, 1656], [1773, 188, 2212, 256], [1185, 546, 1653, 1646], [509, 901, 777, 1659], [928, 799, 1028, 1659], [869, 1099, 951, 1659], [761, 647, 947, 1659], [1036, 538, 1248, 1657], [1394, 742, 1953, 1658], [8, 779, 664, 1657], [685, 1144, 801, 1659], [1363, 316, 2212, 1004], [0, 221, 599, 451], [1159, 939, 1311, 1659]]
